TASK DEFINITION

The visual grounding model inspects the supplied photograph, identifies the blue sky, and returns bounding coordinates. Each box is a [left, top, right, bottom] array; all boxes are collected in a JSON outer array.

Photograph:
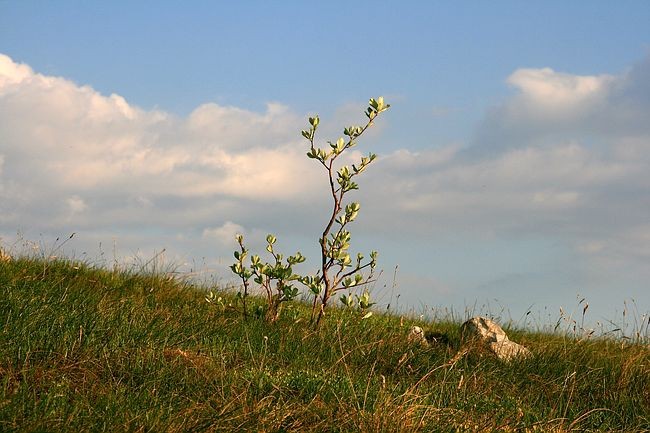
[[1, 1, 649, 332], [4, 2, 648, 144]]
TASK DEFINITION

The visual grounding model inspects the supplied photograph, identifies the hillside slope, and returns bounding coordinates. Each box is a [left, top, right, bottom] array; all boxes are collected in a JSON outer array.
[[1, 257, 648, 432]]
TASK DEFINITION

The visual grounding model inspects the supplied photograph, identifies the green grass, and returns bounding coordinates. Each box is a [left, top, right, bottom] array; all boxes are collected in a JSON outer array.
[[1, 256, 648, 432]]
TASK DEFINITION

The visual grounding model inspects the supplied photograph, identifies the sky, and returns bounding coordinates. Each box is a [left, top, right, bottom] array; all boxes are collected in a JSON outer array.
[[1, 1, 649, 333]]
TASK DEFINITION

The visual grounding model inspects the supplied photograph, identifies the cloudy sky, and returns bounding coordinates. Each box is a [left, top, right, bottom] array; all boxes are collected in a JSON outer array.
[[1, 2, 649, 329]]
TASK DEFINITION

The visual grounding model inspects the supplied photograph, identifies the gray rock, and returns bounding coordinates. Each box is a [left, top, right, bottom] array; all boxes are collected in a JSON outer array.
[[460, 316, 531, 362]]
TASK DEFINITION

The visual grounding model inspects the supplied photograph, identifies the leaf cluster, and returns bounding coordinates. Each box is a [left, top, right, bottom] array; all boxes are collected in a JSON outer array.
[[231, 234, 305, 322]]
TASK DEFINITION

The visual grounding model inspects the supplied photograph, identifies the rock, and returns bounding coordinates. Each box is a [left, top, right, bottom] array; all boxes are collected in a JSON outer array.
[[460, 316, 531, 362], [408, 326, 429, 347], [409, 326, 451, 347]]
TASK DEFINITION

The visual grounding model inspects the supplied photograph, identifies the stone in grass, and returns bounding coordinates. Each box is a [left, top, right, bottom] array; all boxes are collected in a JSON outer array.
[[409, 326, 451, 348], [460, 316, 531, 362]]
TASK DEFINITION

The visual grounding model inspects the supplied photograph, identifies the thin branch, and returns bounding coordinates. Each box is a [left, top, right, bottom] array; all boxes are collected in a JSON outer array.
[[332, 260, 376, 291]]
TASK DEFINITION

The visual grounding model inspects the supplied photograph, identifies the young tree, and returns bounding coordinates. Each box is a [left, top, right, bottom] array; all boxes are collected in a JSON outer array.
[[228, 97, 390, 326], [302, 97, 389, 325]]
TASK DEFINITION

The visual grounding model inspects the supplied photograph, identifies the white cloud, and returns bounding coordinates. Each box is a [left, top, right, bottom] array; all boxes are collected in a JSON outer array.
[[365, 139, 636, 234], [187, 102, 299, 150], [576, 241, 605, 255], [507, 67, 613, 112], [202, 221, 245, 246], [0, 53, 322, 235], [1, 52, 648, 320], [372, 59, 649, 316], [474, 56, 650, 157], [67, 195, 88, 214], [0, 54, 32, 87]]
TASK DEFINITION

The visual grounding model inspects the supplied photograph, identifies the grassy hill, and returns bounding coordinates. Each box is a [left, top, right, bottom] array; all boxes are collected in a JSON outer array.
[[1, 256, 648, 432]]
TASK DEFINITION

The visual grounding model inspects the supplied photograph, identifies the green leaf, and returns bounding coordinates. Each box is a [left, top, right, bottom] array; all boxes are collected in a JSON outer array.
[[283, 285, 297, 299], [346, 202, 360, 213], [340, 293, 354, 307], [336, 137, 345, 152], [317, 148, 329, 161]]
